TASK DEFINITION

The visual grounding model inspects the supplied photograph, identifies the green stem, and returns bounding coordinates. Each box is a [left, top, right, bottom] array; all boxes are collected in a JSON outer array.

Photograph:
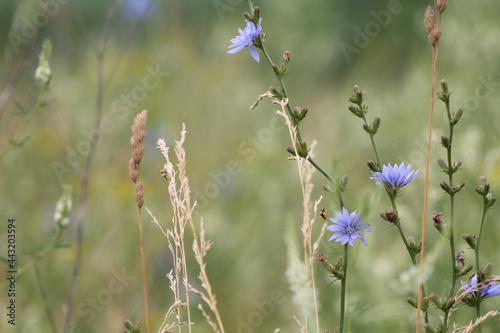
[[389, 196, 417, 265], [340, 244, 348, 333], [446, 195, 456, 298], [257, 36, 303, 143], [474, 196, 488, 333], [245, 6, 347, 329], [0, 232, 62, 291], [0, 87, 49, 160], [475, 197, 487, 273], [389, 194, 429, 324], [309, 157, 344, 209], [442, 99, 456, 333], [446, 100, 457, 298], [250, 6, 345, 209], [34, 259, 58, 333], [359, 109, 382, 170]]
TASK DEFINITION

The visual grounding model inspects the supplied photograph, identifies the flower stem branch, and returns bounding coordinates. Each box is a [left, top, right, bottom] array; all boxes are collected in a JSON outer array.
[[389, 197, 417, 266], [0, 232, 63, 292], [256, 22, 346, 211], [358, 104, 382, 170], [0, 85, 50, 161]]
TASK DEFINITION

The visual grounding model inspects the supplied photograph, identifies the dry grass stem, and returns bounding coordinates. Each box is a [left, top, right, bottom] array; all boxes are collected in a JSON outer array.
[[149, 124, 225, 333], [129, 110, 150, 333], [417, 2, 445, 330], [250, 91, 274, 111], [276, 98, 322, 332], [293, 315, 307, 333], [452, 311, 500, 333]]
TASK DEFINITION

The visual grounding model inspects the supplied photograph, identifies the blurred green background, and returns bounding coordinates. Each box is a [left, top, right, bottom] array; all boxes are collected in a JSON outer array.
[[1, 0, 500, 332]]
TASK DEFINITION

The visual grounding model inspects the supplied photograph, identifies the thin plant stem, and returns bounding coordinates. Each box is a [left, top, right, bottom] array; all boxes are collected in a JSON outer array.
[[308, 157, 344, 209], [0, 0, 46, 119], [353, 90, 429, 322], [63, 2, 150, 330], [354, 93, 431, 323], [257, 19, 345, 212], [359, 110, 382, 170], [441, 73, 458, 333], [339, 244, 348, 333], [137, 206, 150, 333], [249, 1, 339, 190], [475, 197, 488, 269], [180, 227, 192, 333], [308, 231, 320, 333], [475, 196, 488, 333], [247, 5, 342, 332], [444, 97, 457, 300], [257, 37, 303, 143], [282, 108, 319, 332], [389, 193, 429, 324], [188, 219, 225, 332], [0, 87, 49, 160], [418, 5, 440, 330], [389, 197, 417, 266], [34, 259, 58, 333], [1, 232, 62, 291], [183, 185, 225, 333]]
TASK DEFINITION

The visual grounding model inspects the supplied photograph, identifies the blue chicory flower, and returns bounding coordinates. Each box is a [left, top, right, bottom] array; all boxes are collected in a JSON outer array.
[[228, 18, 262, 62], [371, 163, 419, 190], [461, 274, 500, 299], [327, 208, 374, 246]]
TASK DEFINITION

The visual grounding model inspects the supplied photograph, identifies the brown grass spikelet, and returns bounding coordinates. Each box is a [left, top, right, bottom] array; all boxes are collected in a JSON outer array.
[[428, 29, 442, 47], [437, 0, 448, 14], [135, 181, 144, 208], [424, 7, 441, 47], [424, 7, 437, 34], [128, 110, 150, 333], [129, 110, 148, 207]]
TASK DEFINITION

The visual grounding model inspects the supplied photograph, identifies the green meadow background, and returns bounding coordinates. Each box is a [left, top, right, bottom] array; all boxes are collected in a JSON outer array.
[[1, 0, 500, 332]]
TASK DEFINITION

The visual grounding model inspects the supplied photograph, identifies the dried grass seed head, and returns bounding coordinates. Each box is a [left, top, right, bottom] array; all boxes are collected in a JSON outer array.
[[131, 110, 148, 144], [424, 7, 437, 34], [437, 0, 448, 13], [129, 159, 139, 183], [129, 110, 148, 182], [129, 110, 148, 207], [428, 28, 442, 47], [135, 181, 144, 208]]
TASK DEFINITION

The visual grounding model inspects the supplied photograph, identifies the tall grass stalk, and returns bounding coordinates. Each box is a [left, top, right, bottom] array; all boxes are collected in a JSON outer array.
[[149, 124, 225, 333], [418, 2, 444, 331], [277, 100, 322, 331], [63, 2, 156, 330], [129, 110, 150, 333]]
